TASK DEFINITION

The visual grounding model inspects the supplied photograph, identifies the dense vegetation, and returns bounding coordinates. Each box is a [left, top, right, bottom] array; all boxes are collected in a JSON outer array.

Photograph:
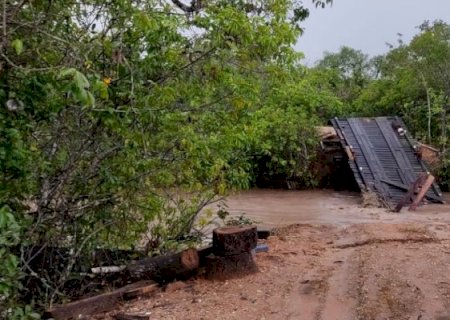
[[1, 0, 449, 317], [314, 21, 450, 187]]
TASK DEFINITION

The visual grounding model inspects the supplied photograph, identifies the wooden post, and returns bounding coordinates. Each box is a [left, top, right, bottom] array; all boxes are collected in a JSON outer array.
[[394, 173, 426, 212], [409, 174, 435, 211]]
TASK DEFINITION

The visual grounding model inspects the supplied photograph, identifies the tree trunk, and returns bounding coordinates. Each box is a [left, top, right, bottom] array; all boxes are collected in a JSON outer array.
[[206, 226, 258, 280], [205, 252, 257, 281], [126, 248, 199, 283], [212, 226, 257, 256], [420, 73, 432, 144]]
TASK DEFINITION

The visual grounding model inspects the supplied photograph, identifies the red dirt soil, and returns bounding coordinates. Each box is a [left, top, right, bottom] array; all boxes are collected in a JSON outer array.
[[102, 190, 450, 320]]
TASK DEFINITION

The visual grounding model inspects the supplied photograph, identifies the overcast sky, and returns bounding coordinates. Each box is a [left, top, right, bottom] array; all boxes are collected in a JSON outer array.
[[296, 0, 450, 65]]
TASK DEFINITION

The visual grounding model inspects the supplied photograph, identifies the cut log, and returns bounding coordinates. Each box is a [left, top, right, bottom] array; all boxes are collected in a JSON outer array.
[[44, 281, 156, 320], [213, 226, 257, 256], [126, 248, 199, 283], [205, 252, 258, 281]]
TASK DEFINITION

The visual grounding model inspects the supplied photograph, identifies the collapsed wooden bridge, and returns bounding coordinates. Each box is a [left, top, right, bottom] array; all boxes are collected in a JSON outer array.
[[329, 117, 444, 211]]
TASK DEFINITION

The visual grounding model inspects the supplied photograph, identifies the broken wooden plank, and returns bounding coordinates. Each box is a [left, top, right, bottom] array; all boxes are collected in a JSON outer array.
[[394, 174, 426, 213], [409, 174, 435, 211], [45, 281, 156, 320], [382, 178, 442, 202], [381, 179, 409, 191]]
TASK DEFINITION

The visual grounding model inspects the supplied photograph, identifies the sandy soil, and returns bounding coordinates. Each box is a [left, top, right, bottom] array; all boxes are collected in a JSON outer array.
[[103, 190, 450, 320]]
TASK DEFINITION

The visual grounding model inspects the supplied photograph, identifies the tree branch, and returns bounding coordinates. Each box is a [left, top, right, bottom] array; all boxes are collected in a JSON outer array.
[[171, 0, 202, 13]]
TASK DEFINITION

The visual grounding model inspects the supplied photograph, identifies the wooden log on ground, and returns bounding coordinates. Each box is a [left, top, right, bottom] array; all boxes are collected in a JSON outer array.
[[205, 252, 257, 281], [213, 226, 257, 256], [126, 248, 199, 283], [114, 313, 150, 320], [44, 281, 156, 320]]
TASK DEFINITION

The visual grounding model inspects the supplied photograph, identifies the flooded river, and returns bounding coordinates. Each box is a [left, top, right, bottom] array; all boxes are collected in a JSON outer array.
[[224, 189, 450, 227]]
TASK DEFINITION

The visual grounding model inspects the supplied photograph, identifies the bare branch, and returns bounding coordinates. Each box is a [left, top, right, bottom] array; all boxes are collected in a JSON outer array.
[[171, 0, 203, 13], [2, 0, 5, 37], [1, 51, 63, 71]]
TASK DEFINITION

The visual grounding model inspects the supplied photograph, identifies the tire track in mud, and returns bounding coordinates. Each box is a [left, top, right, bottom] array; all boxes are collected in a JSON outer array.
[[285, 228, 357, 320], [285, 223, 450, 320]]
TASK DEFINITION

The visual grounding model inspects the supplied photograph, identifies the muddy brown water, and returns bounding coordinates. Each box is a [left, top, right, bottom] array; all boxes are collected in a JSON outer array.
[[225, 189, 450, 227]]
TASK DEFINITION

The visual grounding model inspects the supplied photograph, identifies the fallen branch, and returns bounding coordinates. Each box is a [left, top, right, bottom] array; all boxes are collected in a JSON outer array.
[[44, 281, 157, 320]]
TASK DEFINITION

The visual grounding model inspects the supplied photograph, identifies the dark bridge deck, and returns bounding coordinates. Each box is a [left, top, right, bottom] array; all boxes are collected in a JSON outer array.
[[330, 117, 444, 209]]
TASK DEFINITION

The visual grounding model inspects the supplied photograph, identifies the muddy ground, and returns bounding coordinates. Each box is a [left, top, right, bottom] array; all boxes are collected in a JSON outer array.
[[105, 190, 450, 320]]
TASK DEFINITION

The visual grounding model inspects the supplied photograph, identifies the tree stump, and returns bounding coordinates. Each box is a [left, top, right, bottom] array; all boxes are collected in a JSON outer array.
[[206, 226, 258, 280], [212, 225, 257, 256], [205, 252, 257, 280]]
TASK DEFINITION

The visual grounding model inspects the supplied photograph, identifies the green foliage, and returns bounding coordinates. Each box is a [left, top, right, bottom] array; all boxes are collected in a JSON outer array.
[[225, 213, 258, 226], [320, 21, 450, 188], [0, 207, 22, 307], [11, 39, 24, 56], [216, 204, 257, 226], [354, 21, 450, 147], [0, 0, 333, 314], [0, 207, 40, 319], [316, 46, 377, 107]]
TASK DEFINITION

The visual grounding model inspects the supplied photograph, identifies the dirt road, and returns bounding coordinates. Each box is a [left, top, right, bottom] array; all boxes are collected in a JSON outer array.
[[106, 190, 450, 320]]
